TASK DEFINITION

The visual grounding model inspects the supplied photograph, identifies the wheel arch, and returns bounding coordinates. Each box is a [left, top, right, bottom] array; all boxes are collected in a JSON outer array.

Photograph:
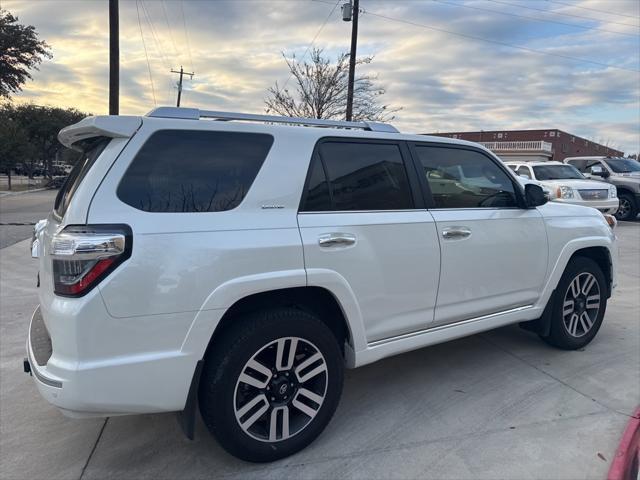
[[205, 286, 356, 366]]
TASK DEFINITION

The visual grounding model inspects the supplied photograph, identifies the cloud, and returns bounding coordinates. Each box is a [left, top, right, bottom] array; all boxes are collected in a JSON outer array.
[[4, 0, 639, 154]]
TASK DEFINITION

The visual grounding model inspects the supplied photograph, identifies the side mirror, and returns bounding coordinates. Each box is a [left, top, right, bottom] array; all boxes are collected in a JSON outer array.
[[525, 183, 547, 207], [590, 166, 610, 178]]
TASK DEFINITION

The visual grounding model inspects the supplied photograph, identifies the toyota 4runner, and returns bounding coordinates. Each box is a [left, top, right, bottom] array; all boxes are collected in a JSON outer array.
[[27, 108, 618, 462]]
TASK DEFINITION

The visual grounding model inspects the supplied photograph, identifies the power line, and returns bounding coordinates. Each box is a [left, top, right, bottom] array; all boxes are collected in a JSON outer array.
[[179, 0, 194, 73], [485, 0, 640, 29], [160, 0, 180, 59], [140, 0, 171, 70], [282, 0, 341, 90], [432, 0, 639, 38], [547, 0, 640, 20], [136, 0, 157, 106], [361, 7, 639, 73]]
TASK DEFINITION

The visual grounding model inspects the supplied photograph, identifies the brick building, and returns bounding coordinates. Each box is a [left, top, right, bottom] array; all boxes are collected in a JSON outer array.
[[425, 129, 624, 162]]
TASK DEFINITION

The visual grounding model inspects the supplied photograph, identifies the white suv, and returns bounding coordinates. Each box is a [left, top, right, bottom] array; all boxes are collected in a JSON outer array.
[[505, 161, 618, 214], [27, 108, 618, 462]]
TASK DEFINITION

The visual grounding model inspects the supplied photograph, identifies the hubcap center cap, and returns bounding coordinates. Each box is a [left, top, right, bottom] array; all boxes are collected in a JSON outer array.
[[269, 374, 295, 402], [575, 296, 586, 314]]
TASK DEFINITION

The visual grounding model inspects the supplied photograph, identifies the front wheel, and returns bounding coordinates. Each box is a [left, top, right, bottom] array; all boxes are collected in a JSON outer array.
[[199, 308, 344, 462], [540, 256, 607, 350], [614, 192, 638, 221]]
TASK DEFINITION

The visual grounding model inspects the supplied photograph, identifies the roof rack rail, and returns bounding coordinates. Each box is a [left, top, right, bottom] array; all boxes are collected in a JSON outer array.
[[146, 107, 399, 133]]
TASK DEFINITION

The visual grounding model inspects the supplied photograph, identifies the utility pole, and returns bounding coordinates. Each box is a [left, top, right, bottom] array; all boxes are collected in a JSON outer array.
[[171, 66, 194, 107], [109, 0, 119, 115], [343, 0, 359, 121]]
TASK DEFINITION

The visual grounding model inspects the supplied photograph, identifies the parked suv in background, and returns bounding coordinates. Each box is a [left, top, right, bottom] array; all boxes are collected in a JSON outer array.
[[27, 108, 618, 462], [505, 161, 618, 214], [564, 156, 640, 221]]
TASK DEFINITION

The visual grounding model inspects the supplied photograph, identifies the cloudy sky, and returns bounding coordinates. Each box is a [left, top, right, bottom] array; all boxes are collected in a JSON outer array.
[[5, 0, 640, 154]]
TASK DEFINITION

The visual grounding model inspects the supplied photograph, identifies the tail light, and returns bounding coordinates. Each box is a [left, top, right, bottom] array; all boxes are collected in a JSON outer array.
[[51, 225, 132, 297]]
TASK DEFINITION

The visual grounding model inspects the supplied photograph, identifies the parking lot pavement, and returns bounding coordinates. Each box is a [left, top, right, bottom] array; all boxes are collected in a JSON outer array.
[[0, 190, 58, 249], [1, 224, 638, 480]]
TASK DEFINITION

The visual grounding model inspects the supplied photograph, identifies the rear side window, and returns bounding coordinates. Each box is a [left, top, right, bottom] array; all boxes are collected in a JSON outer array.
[[55, 137, 110, 218], [301, 141, 413, 211], [117, 130, 273, 212]]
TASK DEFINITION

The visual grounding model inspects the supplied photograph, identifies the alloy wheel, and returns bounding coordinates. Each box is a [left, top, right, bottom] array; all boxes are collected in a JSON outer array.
[[233, 337, 328, 442], [615, 198, 631, 220], [562, 272, 601, 338]]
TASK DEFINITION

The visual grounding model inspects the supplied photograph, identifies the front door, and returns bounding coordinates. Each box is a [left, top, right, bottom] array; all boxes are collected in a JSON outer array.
[[411, 143, 548, 326], [298, 139, 441, 343]]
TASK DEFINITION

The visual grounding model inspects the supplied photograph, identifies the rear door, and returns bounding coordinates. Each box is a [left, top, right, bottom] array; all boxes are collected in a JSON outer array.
[[297, 138, 441, 343], [410, 143, 548, 327]]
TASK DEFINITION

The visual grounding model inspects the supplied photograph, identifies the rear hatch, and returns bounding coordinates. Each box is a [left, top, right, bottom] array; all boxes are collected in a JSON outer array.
[[34, 116, 141, 308]]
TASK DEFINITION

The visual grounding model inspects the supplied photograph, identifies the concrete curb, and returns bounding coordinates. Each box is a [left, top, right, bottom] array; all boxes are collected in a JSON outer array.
[[0, 188, 49, 197], [608, 406, 640, 480]]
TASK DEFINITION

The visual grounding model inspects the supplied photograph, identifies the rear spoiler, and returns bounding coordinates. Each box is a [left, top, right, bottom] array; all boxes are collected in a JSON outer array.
[[58, 116, 142, 150]]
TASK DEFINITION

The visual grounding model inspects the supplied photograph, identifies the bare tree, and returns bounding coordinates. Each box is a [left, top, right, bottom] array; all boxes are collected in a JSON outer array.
[[265, 48, 400, 122]]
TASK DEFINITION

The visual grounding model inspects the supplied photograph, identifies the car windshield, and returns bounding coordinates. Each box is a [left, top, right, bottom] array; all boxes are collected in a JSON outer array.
[[603, 158, 640, 173], [533, 164, 584, 180]]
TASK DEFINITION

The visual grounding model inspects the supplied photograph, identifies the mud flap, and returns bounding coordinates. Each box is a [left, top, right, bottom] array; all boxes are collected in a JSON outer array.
[[176, 360, 203, 440], [519, 290, 555, 337]]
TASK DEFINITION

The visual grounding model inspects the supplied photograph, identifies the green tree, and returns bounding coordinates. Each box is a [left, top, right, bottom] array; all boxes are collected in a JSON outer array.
[[0, 104, 33, 190], [5, 103, 88, 178], [0, 9, 52, 98]]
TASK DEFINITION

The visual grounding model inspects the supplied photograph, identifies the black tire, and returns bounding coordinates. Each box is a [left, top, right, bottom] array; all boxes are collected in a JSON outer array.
[[198, 308, 344, 462], [540, 256, 607, 350], [614, 192, 638, 221]]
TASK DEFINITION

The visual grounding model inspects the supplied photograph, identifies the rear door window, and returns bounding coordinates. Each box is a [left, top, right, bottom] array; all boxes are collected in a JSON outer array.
[[55, 137, 110, 218], [301, 141, 414, 211], [117, 130, 273, 212]]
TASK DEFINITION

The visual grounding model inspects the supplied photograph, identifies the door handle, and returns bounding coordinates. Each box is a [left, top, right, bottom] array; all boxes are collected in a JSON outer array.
[[442, 226, 472, 240], [318, 233, 356, 248]]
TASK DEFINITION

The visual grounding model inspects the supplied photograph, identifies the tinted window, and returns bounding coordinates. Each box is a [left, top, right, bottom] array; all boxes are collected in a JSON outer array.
[[303, 154, 332, 211], [118, 130, 273, 212], [302, 141, 413, 211], [415, 146, 517, 209], [55, 137, 110, 218]]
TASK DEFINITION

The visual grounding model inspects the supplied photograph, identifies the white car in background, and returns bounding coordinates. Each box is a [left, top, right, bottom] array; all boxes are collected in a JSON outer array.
[[506, 161, 618, 214]]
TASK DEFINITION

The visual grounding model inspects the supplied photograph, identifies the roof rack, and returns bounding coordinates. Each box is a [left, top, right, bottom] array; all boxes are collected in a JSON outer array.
[[146, 107, 399, 133]]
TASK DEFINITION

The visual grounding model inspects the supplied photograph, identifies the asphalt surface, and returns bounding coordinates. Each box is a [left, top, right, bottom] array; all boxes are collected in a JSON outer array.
[[0, 190, 58, 249], [0, 198, 638, 479]]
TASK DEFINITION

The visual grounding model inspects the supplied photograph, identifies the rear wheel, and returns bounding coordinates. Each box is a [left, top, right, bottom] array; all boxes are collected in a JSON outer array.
[[540, 257, 607, 350], [614, 192, 638, 221], [199, 308, 344, 462]]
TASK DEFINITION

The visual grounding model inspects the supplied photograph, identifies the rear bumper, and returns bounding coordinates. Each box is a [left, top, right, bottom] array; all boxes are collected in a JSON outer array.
[[552, 197, 619, 214], [26, 305, 197, 418]]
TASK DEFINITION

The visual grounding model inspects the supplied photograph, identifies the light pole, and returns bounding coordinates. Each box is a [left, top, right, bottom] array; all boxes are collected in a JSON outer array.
[[342, 0, 359, 122]]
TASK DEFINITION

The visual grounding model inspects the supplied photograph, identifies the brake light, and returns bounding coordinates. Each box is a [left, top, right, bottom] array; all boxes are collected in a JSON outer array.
[[51, 225, 132, 297]]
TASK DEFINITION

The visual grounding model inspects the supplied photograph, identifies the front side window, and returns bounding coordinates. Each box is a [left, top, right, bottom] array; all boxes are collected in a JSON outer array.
[[118, 130, 273, 212], [301, 141, 413, 211], [533, 164, 584, 180], [415, 146, 518, 209]]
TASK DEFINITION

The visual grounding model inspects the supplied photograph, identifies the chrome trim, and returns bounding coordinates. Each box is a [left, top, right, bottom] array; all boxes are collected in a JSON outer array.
[[51, 232, 125, 260], [318, 233, 356, 248], [442, 226, 472, 240], [367, 305, 533, 348]]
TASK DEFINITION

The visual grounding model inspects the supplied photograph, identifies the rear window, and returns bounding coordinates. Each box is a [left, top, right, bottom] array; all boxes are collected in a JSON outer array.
[[54, 137, 110, 218], [301, 141, 413, 211], [117, 130, 273, 213]]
